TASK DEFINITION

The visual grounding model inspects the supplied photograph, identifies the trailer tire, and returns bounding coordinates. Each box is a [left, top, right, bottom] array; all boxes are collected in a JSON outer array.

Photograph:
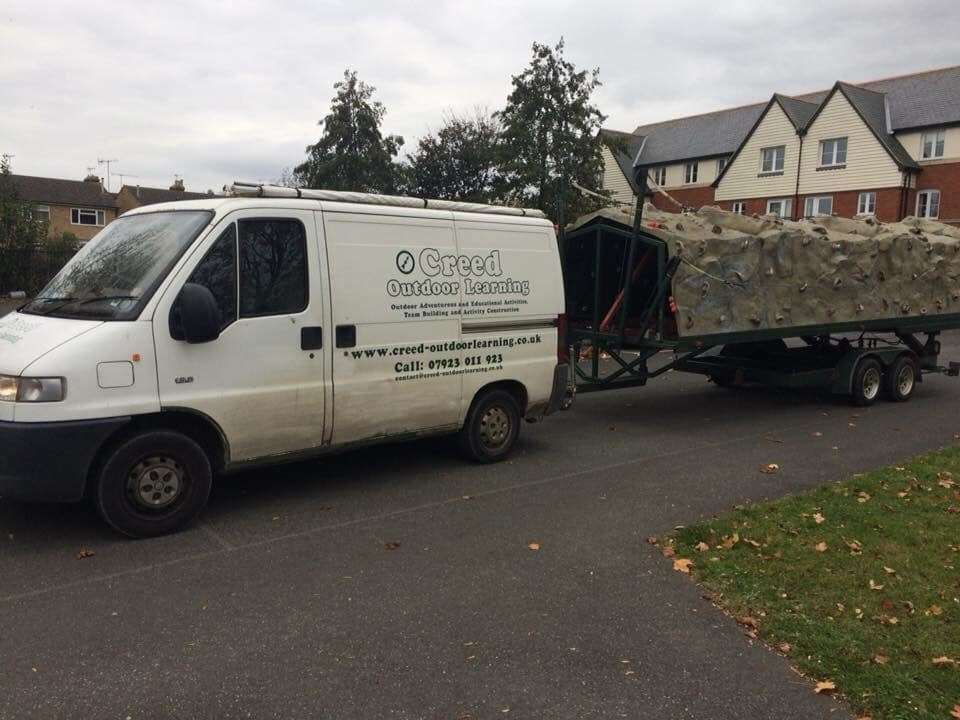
[[94, 430, 213, 538], [884, 354, 918, 402], [459, 389, 521, 463], [850, 357, 884, 407]]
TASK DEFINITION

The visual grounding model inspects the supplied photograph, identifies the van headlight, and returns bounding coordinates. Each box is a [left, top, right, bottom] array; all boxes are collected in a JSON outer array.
[[0, 375, 66, 402]]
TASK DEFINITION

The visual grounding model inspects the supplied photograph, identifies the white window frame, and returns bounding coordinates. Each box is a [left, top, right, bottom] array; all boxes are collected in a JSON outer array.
[[921, 129, 946, 160], [731, 201, 745, 215], [760, 146, 785, 173], [766, 198, 792, 218], [819, 137, 848, 168], [803, 196, 833, 217], [857, 192, 877, 216], [651, 166, 667, 186], [716, 157, 727, 175], [684, 161, 698, 184], [917, 189, 941, 219], [71, 207, 106, 227], [33, 205, 50, 223]]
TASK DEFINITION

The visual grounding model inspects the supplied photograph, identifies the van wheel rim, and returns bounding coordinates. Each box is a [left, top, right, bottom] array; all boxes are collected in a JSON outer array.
[[862, 367, 881, 400], [129, 456, 184, 511], [898, 365, 915, 396], [479, 406, 511, 449]]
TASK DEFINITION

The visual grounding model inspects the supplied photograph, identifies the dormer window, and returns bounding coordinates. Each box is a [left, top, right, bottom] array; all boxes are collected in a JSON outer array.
[[684, 162, 698, 184], [819, 137, 848, 168], [651, 166, 667, 186], [921, 129, 945, 159], [760, 146, 785, 174]]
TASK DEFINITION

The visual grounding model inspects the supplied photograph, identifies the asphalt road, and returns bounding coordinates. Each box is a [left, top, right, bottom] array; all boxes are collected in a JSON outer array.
[[4, 338, 960, 719]]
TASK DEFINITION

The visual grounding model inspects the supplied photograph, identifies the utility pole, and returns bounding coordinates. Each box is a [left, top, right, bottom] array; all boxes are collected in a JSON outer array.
[[97, 157, 118, 191]]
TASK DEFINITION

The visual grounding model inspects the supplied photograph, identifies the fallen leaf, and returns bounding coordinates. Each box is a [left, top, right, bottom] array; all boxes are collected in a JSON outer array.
[[814, 541, 828, 553], [883, 566, 896, 575], [938, 471, 956, 489], [812, 431, 823, 437], [951, 705, 960, 720], [813, 512, 826, 524], [778, 642, 792, 654], [927, 605, 944, 616], [673, 558, 693, 574], [720, 533, 740, 550], [384, 541, 401, 550], [694, 541, 710, 553], [869, 579, 884, 591], [527, 542, 541, 551], [872, 654, 889, 665], [646, 536, 659, 545], [662, 546, 676, 558], [76, 548, 95, 560], [760, 463, 780, 474], [736, 616, 759, 629], [813, 680, 836, 694], [744, 538, 762, 548], [857, 491, 871, 503], [932, 656, 957, 666], [846, 539, 863, 554]]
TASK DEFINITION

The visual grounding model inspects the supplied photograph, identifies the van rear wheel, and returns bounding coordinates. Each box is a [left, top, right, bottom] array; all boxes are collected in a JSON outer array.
[[94, 430, 213, 538], [459, 389, 521, 463]]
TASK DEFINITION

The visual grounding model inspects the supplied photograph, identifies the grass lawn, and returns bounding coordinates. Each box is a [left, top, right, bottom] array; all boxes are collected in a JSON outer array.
[[668, 446, 960, 720]]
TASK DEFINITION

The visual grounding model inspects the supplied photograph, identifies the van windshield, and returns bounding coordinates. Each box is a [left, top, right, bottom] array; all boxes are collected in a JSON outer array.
[[21, 210, 212, 321]]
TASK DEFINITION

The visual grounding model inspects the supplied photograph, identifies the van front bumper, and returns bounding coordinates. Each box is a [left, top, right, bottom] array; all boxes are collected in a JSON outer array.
[[0, 417, 130, 502]]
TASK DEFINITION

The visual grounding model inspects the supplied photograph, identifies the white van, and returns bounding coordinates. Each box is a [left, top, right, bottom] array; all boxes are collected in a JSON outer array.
[[0, 184, 568, 537]]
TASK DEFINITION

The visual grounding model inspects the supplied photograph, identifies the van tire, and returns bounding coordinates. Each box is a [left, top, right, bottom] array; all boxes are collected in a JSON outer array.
[[459, 389, 521, 463], [94, 430, 213, 538]]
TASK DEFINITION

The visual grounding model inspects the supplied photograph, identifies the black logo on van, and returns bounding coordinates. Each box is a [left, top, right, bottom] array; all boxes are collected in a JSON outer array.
[[396, 250, 415, 275]]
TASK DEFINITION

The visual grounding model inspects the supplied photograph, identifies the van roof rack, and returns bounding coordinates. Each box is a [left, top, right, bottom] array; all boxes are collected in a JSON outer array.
[[224, 182, 548, 219]]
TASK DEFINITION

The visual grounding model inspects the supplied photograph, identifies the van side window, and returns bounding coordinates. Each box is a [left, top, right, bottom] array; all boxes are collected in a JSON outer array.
[[188, 224, 238, 330], [238, 219, 308, 317]]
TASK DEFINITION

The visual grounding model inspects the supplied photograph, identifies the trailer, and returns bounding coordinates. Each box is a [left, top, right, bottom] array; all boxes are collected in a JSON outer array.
[[561, 208, 960, 406]]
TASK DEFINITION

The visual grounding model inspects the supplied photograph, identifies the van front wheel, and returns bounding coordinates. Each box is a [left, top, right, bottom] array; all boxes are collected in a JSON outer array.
[[459, 389, 521, 463], [94, 430, 213, 538]]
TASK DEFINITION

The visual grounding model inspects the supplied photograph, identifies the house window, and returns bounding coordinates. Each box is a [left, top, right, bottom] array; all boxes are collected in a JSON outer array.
[[917, 190, 941, 219], [921, 129, 946, 159], [766, 198, 792, 218], [33, 205, 50, 223], [804, 196, 833, 217], [684, 162, 698, 184], [716, 157, 727, 175], [731, 201, 746, 214], [651, 166, 667, 186], [857, 192, 877, 216], [760, 146, 785, 173], [71, 208, 106, 226], [819, 137, 848, 167]]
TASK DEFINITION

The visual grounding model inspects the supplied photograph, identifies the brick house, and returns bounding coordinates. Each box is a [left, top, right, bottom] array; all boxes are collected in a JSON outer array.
[[601, 66, 960, 224], [116, 179, 214, 214], [9, 174, 119, 242]]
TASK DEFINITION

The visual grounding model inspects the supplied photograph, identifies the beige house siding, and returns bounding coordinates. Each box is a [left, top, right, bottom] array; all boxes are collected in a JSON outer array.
[[648, 158, 724, 190], [798, 92, 903, 194], [716, 102, 799, 201], [44, 204, 117, 242], [897, 126, 960, 163], [601, 146, 636, 206]]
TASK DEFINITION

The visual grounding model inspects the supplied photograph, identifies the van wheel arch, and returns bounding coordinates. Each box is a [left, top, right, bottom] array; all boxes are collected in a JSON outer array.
[[466, 380, 528, 422], [86, 410, 229, 497]]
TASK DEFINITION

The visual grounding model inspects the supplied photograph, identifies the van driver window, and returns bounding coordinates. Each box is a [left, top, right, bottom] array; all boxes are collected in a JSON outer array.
[[238, 218, 308, 318], [187, 224, 238, 329]]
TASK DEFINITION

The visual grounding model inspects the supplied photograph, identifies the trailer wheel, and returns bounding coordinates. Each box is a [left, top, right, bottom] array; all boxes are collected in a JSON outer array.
[[459, 389, 521, 463], [885, 354, 918, 402], [850, 357, 883, 407], [94, 430, 213, 538]]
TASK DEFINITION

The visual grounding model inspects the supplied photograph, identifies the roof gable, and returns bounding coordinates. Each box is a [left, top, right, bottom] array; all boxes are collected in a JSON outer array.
[[600, 129, 645, 193], [712, 95, 803, 187]]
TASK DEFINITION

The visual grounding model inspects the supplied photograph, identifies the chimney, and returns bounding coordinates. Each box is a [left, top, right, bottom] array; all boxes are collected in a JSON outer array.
[[169, 178, 185, 192], [84, 174, 101, 183]]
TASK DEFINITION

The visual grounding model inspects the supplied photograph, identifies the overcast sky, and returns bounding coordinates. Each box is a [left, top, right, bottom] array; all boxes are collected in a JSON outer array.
[[2, 0, 959, 193]]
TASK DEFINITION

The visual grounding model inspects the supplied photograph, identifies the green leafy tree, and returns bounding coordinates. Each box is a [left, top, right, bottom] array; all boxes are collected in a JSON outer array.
[[497, 39, 608, 223], [295, 70, 404, 193], [404, 109, 503, 202], [0, 156, 45, 292]]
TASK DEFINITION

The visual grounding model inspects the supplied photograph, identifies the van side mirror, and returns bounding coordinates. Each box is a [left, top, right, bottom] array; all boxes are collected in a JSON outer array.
[[176, 283, 221, 343]]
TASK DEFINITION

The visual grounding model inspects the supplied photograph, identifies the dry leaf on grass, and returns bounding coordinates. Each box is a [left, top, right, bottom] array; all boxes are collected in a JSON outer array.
[[869, 579, 884, 591], [760, 463, 780, 474], [883, 566, 896, 575], [695, 542, 710, 553], [720, 533, 740, 550], [872, 654, 889, 665], [814, 541, 828, 553], [938, 471, 956, 488], [527, 542, 541, 551], [951, 705, 960, 720], [673, 558, 693, 574], [662, 545, 676, 558], [813, 512, 826, 524], [813, 680, 836, 694], [857, 491, 871, 503], [932, 656, 957, 666], [778, 642, 792, 654], [846, 539, 863, 554], [927, 605, 944, 616]]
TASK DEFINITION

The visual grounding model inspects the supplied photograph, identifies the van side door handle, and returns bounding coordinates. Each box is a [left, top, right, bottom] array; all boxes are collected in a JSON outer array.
[[301, 327, 323, 350], [336, 325, 357, 348]]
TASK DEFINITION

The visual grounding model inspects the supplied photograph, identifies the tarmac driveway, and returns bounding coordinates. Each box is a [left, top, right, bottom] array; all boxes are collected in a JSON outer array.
[[3, 336, 960, 719]]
